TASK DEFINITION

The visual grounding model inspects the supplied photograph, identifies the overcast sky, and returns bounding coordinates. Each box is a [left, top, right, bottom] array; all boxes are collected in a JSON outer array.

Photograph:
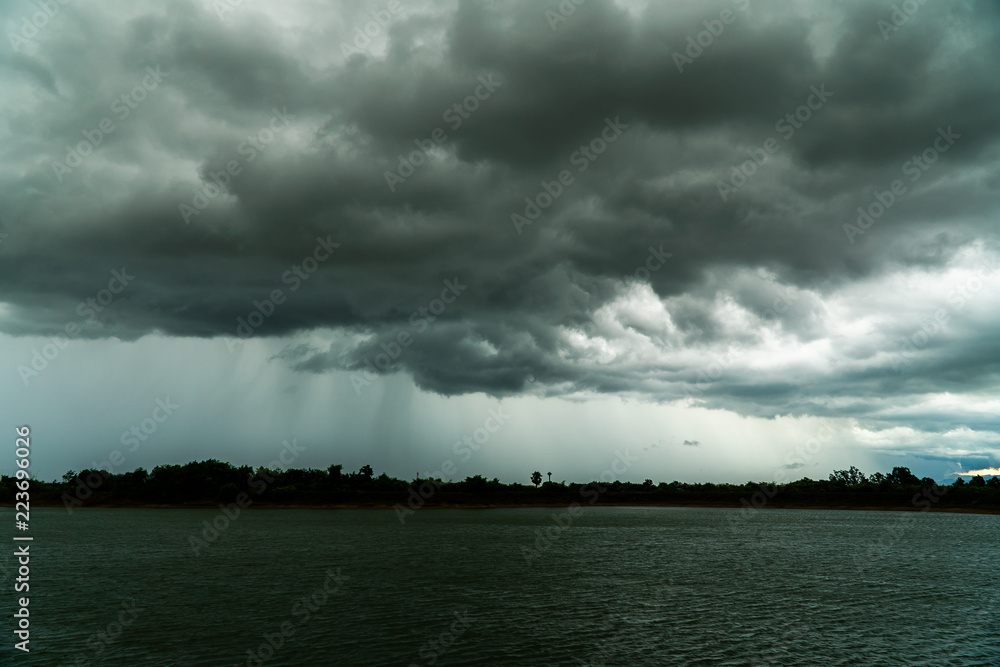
[[2, 0, 999, 484]]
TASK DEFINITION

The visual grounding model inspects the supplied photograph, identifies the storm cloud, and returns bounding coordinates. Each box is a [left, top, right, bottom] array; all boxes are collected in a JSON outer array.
[[2, 0, 999, 479]]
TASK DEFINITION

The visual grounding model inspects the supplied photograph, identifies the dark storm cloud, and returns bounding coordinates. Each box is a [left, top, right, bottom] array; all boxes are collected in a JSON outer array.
[[2, 0, 999, 430]]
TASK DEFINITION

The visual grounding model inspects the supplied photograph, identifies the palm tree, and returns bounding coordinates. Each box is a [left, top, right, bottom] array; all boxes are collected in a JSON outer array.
[[531, 471, 542, 487]]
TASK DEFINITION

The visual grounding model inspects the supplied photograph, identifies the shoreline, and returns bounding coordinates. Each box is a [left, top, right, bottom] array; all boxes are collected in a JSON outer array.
[[6, 501, 999, 515]]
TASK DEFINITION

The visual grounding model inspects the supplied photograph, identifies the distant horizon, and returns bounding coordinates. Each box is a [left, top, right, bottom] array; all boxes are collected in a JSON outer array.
[[15, 456, 998, 488]]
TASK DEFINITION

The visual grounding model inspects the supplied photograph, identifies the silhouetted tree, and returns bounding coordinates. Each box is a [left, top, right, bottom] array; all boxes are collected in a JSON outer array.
[[830, 468, 868, 486], [889, 466, 920, 486], [15, 459, 1000, 510]]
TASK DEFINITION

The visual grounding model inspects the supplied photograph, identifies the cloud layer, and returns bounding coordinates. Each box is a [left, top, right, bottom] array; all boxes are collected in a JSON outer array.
[[2, 0, 999, 459]]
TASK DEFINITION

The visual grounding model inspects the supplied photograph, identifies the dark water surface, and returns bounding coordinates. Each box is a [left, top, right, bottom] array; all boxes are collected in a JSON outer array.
[[1, 506, 997, 665]]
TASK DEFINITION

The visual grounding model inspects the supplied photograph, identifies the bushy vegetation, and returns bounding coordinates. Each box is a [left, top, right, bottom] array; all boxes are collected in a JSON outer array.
[[1, 461, 997, 511]]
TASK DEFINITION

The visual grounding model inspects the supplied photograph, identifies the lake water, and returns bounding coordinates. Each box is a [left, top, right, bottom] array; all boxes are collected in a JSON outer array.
[[1, 506, 997, 665]]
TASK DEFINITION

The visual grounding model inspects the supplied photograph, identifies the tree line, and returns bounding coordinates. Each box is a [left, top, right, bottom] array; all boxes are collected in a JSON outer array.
[[0, 461, 996, 510]]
